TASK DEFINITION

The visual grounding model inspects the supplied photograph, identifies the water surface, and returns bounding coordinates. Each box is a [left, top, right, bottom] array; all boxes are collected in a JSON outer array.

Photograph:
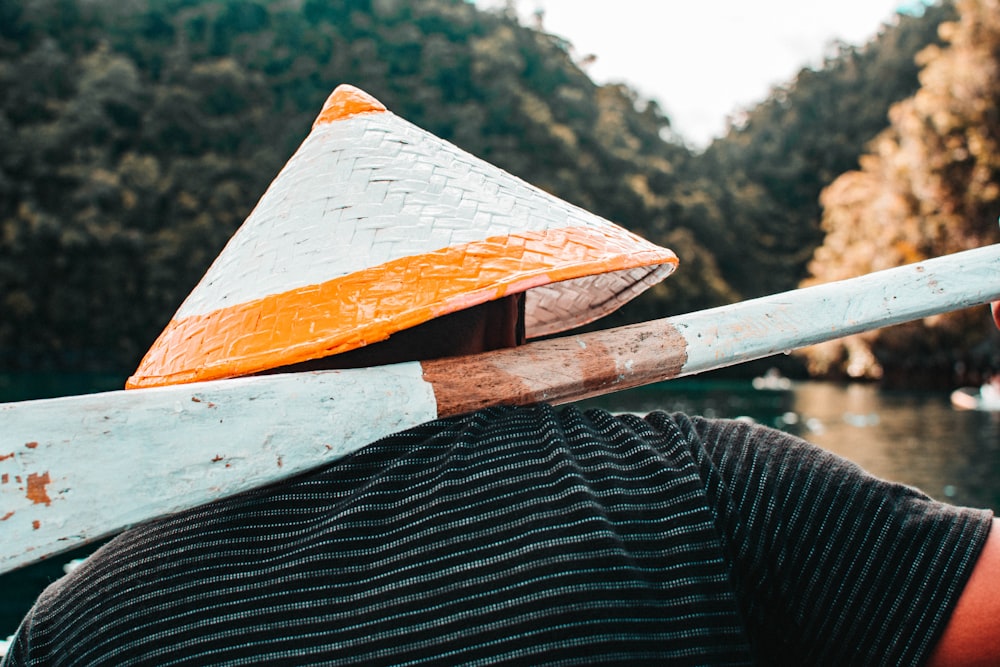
[[576, 378, 1000, 511], [3, 374, 999, 640]]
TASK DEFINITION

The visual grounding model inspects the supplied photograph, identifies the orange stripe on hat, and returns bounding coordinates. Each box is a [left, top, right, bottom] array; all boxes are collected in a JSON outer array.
[[313, 85, 386, 126], [127, 227, 673, 388], [126, 85, 679, 389]]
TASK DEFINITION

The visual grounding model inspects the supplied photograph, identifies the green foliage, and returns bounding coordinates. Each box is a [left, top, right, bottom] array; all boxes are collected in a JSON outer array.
[[0, 0, 721, 373], [0, 0, 983, 387], [694, 2, 956, 300], [0, 1, 285, 370], [804, 0, 1000, 385]]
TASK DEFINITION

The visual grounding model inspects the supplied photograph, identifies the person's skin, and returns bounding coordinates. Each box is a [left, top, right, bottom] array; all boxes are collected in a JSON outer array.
[[267, 294, 1000, 664], [928, 304, 1000, 664], [925, 518, 1000, 666], [896, 302, 1000, 667]]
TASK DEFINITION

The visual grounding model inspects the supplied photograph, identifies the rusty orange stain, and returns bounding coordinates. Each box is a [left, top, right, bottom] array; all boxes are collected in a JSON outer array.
[[0, 452, 13, 461], [211, 455, 224, 463], [32, 519, 40, 530], [26, 472, 52, 506], [191, 396, 217, 407], [25, 441, 38, 449], [2, 473, 8, 484], [1, 511, 13, 521]]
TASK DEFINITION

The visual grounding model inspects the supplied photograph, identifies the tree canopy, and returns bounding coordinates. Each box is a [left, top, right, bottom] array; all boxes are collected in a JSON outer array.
[[0, 0, 994, 387], [804, 0, 1000, 386], [694, 1, 956, 299]]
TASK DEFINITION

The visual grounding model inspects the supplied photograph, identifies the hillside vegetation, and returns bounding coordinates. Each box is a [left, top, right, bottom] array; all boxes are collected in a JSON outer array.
[[1, 0, 996, 387], [802, 0, 1000, 386]]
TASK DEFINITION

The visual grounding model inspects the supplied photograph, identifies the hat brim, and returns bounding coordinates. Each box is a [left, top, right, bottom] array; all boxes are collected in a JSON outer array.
[[126, 85, 678, 389]]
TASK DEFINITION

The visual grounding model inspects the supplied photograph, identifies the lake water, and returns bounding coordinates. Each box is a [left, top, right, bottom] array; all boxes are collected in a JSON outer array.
[[576, 378, 1000, 512], [2, 373, 999, 640]]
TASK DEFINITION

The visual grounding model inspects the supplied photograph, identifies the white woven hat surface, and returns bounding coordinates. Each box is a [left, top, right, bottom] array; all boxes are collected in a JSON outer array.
[[127, 85, 678, 389]]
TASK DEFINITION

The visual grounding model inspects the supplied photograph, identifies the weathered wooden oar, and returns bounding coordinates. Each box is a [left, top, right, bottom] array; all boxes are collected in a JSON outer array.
[[2, 243, 999, 574]]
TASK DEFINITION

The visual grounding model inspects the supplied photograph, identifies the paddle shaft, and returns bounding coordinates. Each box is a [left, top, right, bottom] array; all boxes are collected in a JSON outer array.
[[426, 243, 1000, 414], [2, 244, 999, 573]]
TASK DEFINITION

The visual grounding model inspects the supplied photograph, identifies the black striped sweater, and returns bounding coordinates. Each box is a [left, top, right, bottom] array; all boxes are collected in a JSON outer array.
[[4, 406, 992, 666]]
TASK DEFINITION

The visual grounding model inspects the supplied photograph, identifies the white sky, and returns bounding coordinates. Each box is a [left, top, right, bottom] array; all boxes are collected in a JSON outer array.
[[479, 1, 929, 147]]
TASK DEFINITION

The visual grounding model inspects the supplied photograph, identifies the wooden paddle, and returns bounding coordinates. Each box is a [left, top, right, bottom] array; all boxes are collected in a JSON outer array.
[[2, 244, 999, 574]]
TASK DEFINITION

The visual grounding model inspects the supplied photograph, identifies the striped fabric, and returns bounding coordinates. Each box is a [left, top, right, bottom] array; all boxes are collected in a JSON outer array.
[[4, 406, 991, 666]]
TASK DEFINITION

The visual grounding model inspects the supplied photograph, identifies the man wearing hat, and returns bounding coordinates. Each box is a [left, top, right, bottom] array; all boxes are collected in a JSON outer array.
[[4, 86, 998, 666]]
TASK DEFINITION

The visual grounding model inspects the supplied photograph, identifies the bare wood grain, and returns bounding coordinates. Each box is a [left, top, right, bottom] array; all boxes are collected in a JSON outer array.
[[424, 320, 688, 416]]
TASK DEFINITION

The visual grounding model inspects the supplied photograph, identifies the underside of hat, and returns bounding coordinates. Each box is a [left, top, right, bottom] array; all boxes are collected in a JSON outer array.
[[126, 85, 678, 389]]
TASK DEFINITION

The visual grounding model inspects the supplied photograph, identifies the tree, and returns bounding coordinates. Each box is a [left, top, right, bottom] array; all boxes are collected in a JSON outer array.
[[694, 2, 955, 300], [805, 0, 1000, 386]]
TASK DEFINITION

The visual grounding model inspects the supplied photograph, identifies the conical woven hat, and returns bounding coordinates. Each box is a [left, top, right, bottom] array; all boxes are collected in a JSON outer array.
[[126, 85, 678, 389]]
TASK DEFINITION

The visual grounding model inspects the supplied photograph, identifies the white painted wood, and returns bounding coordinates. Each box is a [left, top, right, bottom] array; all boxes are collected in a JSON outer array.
[[0, 363, 438, 574], [671, 243, 1000, 376], [175, 111, 672, 320], [2, 244, 999, 573]]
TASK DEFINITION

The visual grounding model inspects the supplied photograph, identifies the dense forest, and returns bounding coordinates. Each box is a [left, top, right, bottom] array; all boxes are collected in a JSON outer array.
[[0, 0, 996, 387], [804, 0, 1000, 386]]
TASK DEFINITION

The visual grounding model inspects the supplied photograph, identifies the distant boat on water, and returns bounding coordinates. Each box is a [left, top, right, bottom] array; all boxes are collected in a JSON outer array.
[[951, 381, 1000, 411], [752, 368, 792, 391]]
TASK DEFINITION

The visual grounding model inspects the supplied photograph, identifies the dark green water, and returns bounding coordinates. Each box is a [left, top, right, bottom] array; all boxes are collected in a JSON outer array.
[[3, 373, 999, 641], [576, 378, 1000, 511]]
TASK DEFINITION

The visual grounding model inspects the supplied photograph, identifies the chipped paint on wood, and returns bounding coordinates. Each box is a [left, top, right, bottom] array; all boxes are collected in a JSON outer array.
[[667, 244, 1000, 376], [424, 245, 1000, 415], [2, 244, 1000, 574], [424, 320, 688, 416], [0, 363, 438, 574], [25, 472, 52, 505]]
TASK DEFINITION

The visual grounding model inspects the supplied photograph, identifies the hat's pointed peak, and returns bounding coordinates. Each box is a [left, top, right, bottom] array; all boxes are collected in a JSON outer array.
[[313, 84, 387, 127]]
